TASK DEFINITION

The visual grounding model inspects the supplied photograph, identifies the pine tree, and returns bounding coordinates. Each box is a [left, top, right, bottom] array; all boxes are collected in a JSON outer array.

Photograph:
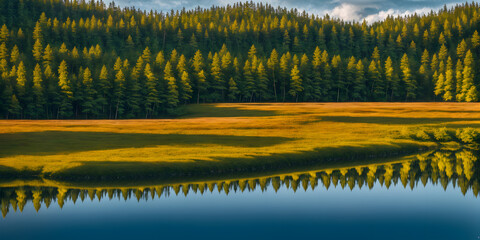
[[434, 73, 445, 97], [0, 43, 7, 61], [192, 50, 205, 104], [210, 53, 225, 101], [8, 94, 22, 118], [368, 60, 383, 100], [33, 64, 44, 118], [267, 49, 279, 101], [462, 51, 478, 102], [98, 65, 110, 115], [16, 61, 27, 89], [113, 69, 125, 119], [82, 67, 96, 118], [243, 59, 255, 101], [385, 57, 399, 101], [228, 77, 239, 102], [455, 59, 463, 102], [346, 56, 357, 101], [353, 60, 366, 101], [279, 53, 290, 101], [33, 39, 43, 62], [256, 62, 269, 101], [43, 44, 53, 68], [196, 70, 207, 104], [144, 63, 159, 117], [0, 25, 9, 44], [457, 39, 467, 60], [10, 45, 19, 64], [289, 65, 303, 101], [400, 54, 416, 101], [311, 47, 323, 101], [443, 69, 454, 101], [331, 55, 344, 102], [299, 53, 314, 101], [179, 71, 193, 104], [58, 61, 70, 94], [472, 31, 480, 49], [164, 61, 179, 108]]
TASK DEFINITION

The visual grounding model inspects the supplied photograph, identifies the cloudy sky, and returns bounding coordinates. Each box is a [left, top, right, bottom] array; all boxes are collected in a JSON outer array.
[[109, 0, 464, 23]]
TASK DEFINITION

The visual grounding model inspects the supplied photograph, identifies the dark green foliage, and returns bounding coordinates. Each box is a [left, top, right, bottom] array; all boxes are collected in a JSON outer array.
[[1, 1, 480, 118]]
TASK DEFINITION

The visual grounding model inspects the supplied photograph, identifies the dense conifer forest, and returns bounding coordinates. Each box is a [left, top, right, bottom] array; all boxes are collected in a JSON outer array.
[[0, 0, 479, 119]]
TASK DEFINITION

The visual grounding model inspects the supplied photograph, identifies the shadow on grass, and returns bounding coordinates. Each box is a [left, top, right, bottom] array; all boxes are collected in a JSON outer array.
[[0, 131, 293, 157], [179, 104, 278, 118], [0, 166, 41, 181], [45, 142, 430, 185], [319, 116, 480, 125]]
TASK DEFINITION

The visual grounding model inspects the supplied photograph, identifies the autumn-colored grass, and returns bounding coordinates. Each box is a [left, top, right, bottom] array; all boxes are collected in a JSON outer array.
[[1, 102, 479, 179]]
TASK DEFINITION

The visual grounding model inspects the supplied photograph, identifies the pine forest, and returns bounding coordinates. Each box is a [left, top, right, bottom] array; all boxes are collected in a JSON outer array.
[[1, 0, 480, 119]]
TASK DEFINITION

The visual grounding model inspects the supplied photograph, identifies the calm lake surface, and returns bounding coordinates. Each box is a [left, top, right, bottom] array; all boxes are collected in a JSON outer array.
[[1, 150, 479, 240]]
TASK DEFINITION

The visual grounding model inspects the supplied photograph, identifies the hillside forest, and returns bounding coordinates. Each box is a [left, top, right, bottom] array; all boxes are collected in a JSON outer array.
[[1, 0, 480, 119]]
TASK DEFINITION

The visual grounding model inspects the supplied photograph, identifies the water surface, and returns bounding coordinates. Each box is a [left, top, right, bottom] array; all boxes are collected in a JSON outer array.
[[1, 149, 479, 240]]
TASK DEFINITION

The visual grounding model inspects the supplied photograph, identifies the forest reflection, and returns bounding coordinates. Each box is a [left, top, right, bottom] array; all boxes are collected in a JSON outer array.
[[1, 148, 478, 218]]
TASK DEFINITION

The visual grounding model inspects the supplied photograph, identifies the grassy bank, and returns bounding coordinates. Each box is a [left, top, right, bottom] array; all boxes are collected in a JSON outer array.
[[1, 103, 479, 181]]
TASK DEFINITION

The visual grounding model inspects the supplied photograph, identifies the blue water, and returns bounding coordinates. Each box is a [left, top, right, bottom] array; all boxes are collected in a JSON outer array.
[[1, 181, 478, 240], [2, 149, 480, 240]]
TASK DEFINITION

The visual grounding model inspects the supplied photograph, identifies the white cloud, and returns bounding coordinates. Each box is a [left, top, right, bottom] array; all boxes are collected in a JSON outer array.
[[327, 3, 363, 21], [325, 3, 435, 23], [364, 7, 433, 23]]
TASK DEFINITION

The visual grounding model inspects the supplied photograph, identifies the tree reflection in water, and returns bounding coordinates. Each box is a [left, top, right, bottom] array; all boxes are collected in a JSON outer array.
[[1, 148, 478, 218]]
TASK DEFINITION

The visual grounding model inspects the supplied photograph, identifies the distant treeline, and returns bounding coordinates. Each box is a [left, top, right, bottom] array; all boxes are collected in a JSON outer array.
[[0, 0, 480, 119]]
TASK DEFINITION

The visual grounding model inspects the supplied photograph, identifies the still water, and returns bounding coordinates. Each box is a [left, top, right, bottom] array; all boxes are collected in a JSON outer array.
[[1, 149, 479, 240]]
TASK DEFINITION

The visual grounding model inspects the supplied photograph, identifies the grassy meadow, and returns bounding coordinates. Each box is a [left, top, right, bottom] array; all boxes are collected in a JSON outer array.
[[1, 103, 479, 181]]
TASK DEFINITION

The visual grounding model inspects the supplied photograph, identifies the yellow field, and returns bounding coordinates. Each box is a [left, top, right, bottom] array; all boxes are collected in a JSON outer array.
[[0, 102, 479, 178]]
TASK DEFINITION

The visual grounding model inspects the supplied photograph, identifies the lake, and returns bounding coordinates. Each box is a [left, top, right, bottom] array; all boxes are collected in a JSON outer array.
[[1, 149, 479, 240]]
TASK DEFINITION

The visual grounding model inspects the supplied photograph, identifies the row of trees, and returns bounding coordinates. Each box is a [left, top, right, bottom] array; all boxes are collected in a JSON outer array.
[[1, 148, 478, 217], [1, 1, 480, 118]]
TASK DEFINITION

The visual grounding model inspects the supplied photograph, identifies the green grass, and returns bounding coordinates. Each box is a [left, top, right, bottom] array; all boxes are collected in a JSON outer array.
[[0, 131, 292, 157], [0, 102, 479, 181]]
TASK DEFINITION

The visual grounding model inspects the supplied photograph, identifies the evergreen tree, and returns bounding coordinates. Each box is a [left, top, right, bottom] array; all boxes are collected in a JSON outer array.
[[8, 94, 22, 118], [113, 69, 125, 119], [462, 51, 478, 102], [144, 63, 159, 117], [256, 62, 269, 101], [353, 60, 366, 101], [228, 77, 239, 102], [164, 61, 179, 108], [400, 54, 416, 101], [368, 60, 383, 100], [311, 47, 323, 101], [385, 57, 399, 101], [179, 71, 193, 104], [289, 65, 303, 102], [455, 59, 463, 102], [81, 67, 96, 118], [32, 39, 43, 62], [267, 49, 279, 101], [32, 64, 44, 118], [210, 53, 225, 101], [243, 59, 255, 101]]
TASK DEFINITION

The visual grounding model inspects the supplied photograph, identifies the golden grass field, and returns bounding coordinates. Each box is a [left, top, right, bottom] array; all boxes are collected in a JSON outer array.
[[0, 102, 479, 180]]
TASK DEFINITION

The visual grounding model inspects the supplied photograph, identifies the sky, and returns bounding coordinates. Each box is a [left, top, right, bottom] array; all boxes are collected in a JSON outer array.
[[108, 0, 465, 23]]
